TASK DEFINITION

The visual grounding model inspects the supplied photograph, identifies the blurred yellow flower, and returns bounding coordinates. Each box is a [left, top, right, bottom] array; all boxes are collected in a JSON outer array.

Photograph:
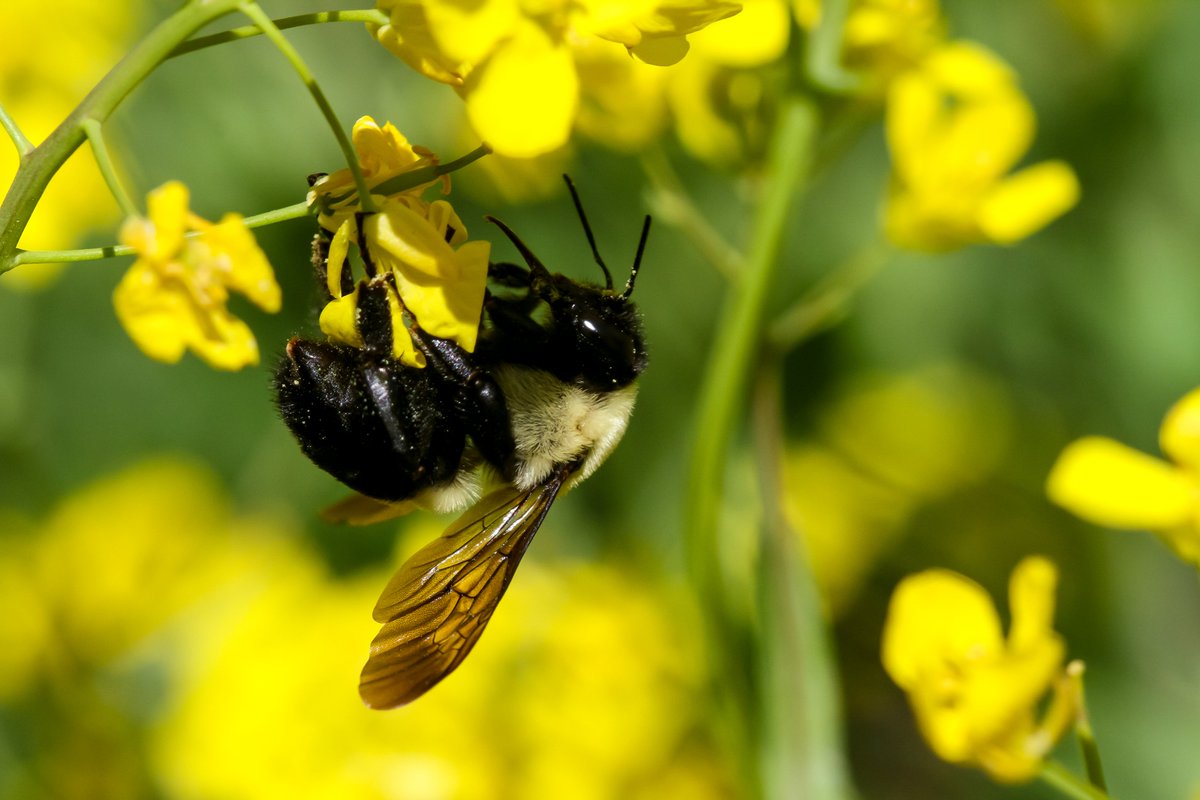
[[309, 117, 491, 367], [369, 0, 742, 156], [842, 0, 943, 84], [0, 1, 135, 289], [882, 557, 1078, 782], [113, 181, 281, 370], [783, 365, 1010, 612], [156, 549, 727, 800], [884, 41, 1080, 251], [1047, 386, 1200, 567]]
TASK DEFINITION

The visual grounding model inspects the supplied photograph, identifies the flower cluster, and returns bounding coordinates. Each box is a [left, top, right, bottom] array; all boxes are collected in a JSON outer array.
[[113, 181, 281, 370], [882, 557, 1079, 782], [1048, 386, 1200, 567], [369, 0, 742, 157], [308, 117, 490, 369]]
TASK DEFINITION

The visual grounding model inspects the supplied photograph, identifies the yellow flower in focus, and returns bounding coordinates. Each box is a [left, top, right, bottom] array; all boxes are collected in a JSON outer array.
[[882, 557, 1079, 782], [884, 41, 1080, 251], [369, 0, 741, 156], [1047, 387, 1200, 567], [113, 181, 281, 370], [308, 117, 491, 367]]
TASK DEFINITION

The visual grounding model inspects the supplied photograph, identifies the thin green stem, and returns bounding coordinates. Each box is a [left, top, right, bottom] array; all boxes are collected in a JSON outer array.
[[1070, 663, 1109, 793], [0, 0, 244, 273], [12, 200, 311, 266], [0, 101, 33, 156], [170, 9, 388, 57], [81, 118, 137, 217], [640, 147, 743, 280], [803, 0, 861, 94], [767, 240, 893, 353], [237, 1, 376, 213], [1038, 761, 1111, 800], [683, 95, 826, 800]]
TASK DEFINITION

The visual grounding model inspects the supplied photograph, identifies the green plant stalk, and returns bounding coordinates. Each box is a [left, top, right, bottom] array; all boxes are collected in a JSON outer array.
[[1039, 761, 1111, 800], [1072, 667, 1108, 793], [170, 9, 389, 57], [237, 1, 377, 214], [803, 0, 861, 94], [0, 0, 245, 273], [0, 101, 33, 156], [81, 118, 137, 217], [682, 95, 828, 800], [752, 358, 853, 800]]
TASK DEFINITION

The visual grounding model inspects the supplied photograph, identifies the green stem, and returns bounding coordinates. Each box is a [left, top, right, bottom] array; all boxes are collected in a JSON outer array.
[[682, 95, 824, 799], [1038, 761, 1111, 800], [0, 101, 33, 156], [170, 9, 389, 57], [81, 118, 137, 217], [803, 0, 861, 94], [0, 0, 244, 273], [12, 200, 311, 266], [237, 1, 376, 213], [1072, 666, 1109, 793], [752, 357, 853, 799], [767, 240, 892, 352]]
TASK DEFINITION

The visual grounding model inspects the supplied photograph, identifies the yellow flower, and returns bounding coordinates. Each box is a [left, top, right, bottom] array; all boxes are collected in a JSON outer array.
[[1047, 387, 1200, 566], [113, 181, 280, 370], [308, 118, 491, 367], [369, 0, 741, 157], [842, 0, 943, 84], [884, 41, 1080, 251], [882, 557, 1078, 782]]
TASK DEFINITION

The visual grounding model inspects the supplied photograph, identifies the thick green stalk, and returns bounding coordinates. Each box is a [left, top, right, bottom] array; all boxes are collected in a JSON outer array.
[[682, 96, 825, 799], [0, 0, 244, 273]]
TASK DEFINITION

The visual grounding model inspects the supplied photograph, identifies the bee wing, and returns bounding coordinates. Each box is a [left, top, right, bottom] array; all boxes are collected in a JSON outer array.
[[322, 492, 419, 526], [359, 475, 566, 709]]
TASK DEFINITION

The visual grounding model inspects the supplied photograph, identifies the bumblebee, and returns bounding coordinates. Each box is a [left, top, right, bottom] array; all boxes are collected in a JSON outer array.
[[274, 179, 649, 707]]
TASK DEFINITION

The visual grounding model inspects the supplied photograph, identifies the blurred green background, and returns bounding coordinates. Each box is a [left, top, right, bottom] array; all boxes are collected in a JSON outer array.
[[2, 0, 1199, 797]]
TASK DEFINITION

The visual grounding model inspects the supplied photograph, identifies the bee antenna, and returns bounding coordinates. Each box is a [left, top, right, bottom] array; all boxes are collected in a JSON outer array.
[[484, 215, 552, 281], [563, 174, 614, 291], [623, 215, 651, 299]]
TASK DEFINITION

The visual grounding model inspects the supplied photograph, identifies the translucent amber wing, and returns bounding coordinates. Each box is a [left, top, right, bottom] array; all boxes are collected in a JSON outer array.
[[359, 479, 564, 708]]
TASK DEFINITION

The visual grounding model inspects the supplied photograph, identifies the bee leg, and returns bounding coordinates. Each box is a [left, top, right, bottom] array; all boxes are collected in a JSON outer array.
[[487, 260, 531, 288], [406, 324, 518, 482]]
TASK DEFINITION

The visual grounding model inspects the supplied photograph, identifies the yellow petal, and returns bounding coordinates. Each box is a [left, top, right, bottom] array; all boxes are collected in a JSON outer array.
[[113, 262, 190, 364], [365, 201, 458, 279], [326, 218, 355, 299], [199, 214, 282, 312], [1046, 436, 1195, 530], [463, 23, 579, 158], [318, 289, 365, 350], [144, 181, 189, 259], [189, 308, 261, 370], [631, 35, 691, 65], [1006, 556, 1057, 652], [881, 569, 1003, 689], [1160, 387, 1200, 472], [371, 0, 466, 85], [978, 161, 1080, 244], [425, 0, 517, 64], [688, 0, 789, 67]]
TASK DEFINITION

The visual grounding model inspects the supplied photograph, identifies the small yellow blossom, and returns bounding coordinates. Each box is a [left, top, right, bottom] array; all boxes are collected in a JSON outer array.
[[1047, 387, 1200, 566], [884, 41, 1080, 251], [113, 181, 280, 370], [308, 117, 491, 367], [882, 557, 1078, 782], [842, 0, 943, 84], [369, 0, 741, 156]]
